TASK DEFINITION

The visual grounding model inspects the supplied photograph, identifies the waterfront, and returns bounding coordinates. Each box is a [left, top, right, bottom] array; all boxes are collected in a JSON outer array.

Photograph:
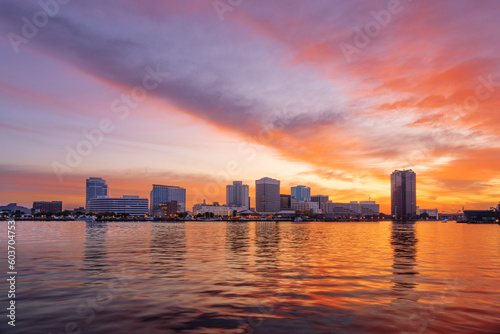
[[0, 221, 499, 333]]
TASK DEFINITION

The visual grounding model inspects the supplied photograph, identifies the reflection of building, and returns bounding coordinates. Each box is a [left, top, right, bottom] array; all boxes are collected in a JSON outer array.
[[391, 222, 419, 293], [150, 185, 186, 212], [33, 201, 62, 213], [280, 194, 291, 209], [311, 195, 329, 207], [291, 185, 311, 202], [226, 181, 250, 209], [391, 170, 417, 219], [0, 203, 31, 214], [255, 177, 280, 212], [291, 201, 321, 214], [87, 196, 148, 216], [322, 201, 379, 218], [193, 202, 247, 217]]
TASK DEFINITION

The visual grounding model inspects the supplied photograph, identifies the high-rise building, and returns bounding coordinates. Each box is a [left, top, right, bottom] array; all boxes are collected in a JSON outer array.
[[87, 196, 148, 216], [33, 201, 63, 213], [226, 181, 250, 208], [255, 177, 280, 212], [311, 195, 329, 207], [280, 194, 291, 209], [150, 185, 186, 212], [291, 185, 311, 202], [86, 177, 108, 209], [391, 170, 417, 219]]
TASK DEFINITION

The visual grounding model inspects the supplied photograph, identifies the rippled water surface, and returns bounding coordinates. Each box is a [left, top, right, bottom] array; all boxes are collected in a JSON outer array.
[[0, 221, 499, 333]]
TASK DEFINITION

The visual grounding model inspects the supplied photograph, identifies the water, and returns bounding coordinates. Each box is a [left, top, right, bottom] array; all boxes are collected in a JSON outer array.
[[0, 221, 499, 334]]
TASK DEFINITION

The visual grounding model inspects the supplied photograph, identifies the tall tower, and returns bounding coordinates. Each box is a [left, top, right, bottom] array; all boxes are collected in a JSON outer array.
[[86, 177, 108, 210], [391, 170, 417, 219], [255, 177, 280, 212], [226, 181, 250, 208]]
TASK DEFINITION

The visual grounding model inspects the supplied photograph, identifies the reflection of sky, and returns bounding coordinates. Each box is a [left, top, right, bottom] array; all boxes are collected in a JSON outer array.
[[1, 1, 500, 212]]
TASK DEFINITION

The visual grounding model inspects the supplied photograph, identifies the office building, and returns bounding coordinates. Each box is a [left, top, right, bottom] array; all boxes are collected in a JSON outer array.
[[33, 201, 63, 213], [87, 196, 148, 216], [391, 170, 417, 219], [291, 185, 311, 202], [155, 201, 178, 219], [311, 195, 329, 207], [150, 184, 186, 212], [417, 208, 439, 219], [86, 177, 108, 209], [292, 201, 321, 214], [226, 181, 250, 208], [255, 177, 280, 212], [280, 194, 291, 209], [322, 201, 380, 218]]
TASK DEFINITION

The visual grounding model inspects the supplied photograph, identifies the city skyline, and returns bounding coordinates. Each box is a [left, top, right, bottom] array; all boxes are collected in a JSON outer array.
[[1, 1, 500, 214]]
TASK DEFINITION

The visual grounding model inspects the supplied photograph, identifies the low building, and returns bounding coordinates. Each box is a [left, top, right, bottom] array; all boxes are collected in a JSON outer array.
[[417, 208, 439, 219], [33, 201, 63, 213], [193, 202, 247, 217], [87, 196, 148, 216], [291, 201, 321, 214], [323, 201, 380, 218], [154, 201, 178, 219], [0, 203, 31, 215]]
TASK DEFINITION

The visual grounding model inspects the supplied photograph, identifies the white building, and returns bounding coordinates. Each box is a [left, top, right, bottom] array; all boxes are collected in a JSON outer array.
[[323, 201, 380, 218], [87, 196, 149, 216], [417, 208, 439, 219], [291, 201, 321, 214], [193, 202, 247, 217]]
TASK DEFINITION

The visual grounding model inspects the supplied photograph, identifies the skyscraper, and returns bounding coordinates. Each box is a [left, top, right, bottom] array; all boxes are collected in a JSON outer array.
[[226, 181, 250, 208], [86, 177, 108, 210], [291, 185, 311, 202], [255, 177, 280, 212], [150, 185, 186, 212], [391, 170, 417, 219]]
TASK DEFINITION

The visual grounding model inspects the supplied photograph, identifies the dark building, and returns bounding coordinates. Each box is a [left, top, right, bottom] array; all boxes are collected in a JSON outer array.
[[255, 177, 280, 212], [33, 201, 63, 213], [391, 170, 417, 219], [159, 201, 178, 218], [311, 195, 329, 207], [464, 204, 500, 222], [280, 194, 291, 209]]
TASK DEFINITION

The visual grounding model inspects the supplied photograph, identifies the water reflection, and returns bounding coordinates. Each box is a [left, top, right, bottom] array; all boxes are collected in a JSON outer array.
[[83, 221, 108, 272], [254, 222, 280, 271], [225, 222, 250, 269], [150, 223, 186, 278], [391, 222, 419, 295]]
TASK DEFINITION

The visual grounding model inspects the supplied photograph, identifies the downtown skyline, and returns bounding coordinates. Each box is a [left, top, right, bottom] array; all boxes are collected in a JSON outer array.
[[1, 1, 500, 214]]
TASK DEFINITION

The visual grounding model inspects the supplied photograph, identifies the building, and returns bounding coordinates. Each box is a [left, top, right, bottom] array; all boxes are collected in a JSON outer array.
[[280, 194, 291, 209], [417, 208, 439, 219], [291, 201, 321, 214], [87, 196, 148, 216], [192, 202, 247, 217], [391, 170, 417, 219], [255, 177, 280, 212], [322, 201, 380, 219], [150, 184, 186, 212], [86, 177, 108, 209], [311, 195, 329, 207], [33, 201, 62, 213], [0, 203, 31, 215], [463, 203, 500, 222], [226, 181, 250, 208], [360, 201, 380, 216], [291, 185, 311, 203], [155, 201, 178, 219]]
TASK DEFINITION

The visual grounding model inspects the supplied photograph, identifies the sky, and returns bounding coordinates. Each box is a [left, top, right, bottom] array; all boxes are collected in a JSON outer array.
[[1, 0, 500, 213]]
